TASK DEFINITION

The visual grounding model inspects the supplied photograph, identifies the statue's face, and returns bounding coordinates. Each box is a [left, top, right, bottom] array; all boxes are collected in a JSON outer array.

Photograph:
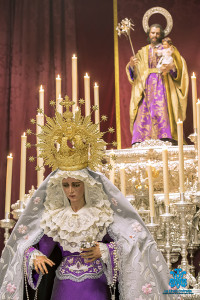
[[62, 177, 85, 204], [149, 27, 161, 45], [163, 41, 169, 49]]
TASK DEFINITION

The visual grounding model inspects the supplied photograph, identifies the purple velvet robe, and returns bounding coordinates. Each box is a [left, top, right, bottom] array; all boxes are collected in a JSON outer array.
[[129, 44, 177, 144], [25, 234, 116, 300]]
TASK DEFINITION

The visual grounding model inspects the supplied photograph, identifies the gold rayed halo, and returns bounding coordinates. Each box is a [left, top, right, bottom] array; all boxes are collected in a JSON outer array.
[[142, 7, 173, 36]]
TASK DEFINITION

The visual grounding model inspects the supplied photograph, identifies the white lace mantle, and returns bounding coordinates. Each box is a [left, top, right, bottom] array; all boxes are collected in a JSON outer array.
[[40, 169, 114, 252]]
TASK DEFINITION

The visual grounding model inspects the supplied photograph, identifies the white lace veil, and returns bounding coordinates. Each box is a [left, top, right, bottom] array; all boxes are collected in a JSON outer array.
[[40, 169, 114, 252], [0, 168, 173, 300]]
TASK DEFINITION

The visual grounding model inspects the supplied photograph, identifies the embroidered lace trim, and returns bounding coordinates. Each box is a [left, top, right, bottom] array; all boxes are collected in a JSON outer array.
[[40, 170, 114, 252], [55, 254, 104, 282], [56, 270, 104, 282]]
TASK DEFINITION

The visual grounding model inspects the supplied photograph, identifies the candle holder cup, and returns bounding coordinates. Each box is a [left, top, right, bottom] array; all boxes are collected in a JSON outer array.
[[146, 216, 159, 241], [0, 213, 15, 244], [188, 129, 198, 158]]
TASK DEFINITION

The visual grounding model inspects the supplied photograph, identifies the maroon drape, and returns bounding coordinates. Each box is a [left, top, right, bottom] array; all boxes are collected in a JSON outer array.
[[118, 0, 200, 148], [1, 0, 199, 256], [0, 0, 115, 253]]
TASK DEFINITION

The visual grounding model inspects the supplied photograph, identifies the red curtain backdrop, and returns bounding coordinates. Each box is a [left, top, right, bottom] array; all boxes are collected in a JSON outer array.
[[0, 0, 200, 254], [118, 0, 200, 148], [0, 0, 115, 253]]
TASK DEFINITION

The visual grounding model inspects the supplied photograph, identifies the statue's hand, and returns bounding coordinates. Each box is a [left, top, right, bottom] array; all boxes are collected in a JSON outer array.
[[161, 64, 171, 74], [161, 63, 176, 75], [33, 255, 55, 274], [80, 243, 101, 263], [129, 56, 138, 68]]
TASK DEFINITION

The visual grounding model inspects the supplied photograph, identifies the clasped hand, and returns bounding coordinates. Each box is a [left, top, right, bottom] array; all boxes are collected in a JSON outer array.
[[80, 244, 101, 263], [129, 56, 138, 67]]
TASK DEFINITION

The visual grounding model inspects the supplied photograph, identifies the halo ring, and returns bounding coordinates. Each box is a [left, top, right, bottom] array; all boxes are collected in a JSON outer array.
[[142, 7, 173, 36]]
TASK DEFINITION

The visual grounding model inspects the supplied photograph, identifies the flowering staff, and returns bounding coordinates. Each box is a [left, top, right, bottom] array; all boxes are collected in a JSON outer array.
[[116, 18, 155, 136], [116, 18, 147, 95]]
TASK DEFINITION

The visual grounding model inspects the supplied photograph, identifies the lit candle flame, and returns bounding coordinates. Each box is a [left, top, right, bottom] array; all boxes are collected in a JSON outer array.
[[56, 75, 61, 79]]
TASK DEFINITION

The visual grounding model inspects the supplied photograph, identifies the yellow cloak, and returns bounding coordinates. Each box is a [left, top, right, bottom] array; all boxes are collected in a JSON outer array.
[[126, 45, 189, 140]]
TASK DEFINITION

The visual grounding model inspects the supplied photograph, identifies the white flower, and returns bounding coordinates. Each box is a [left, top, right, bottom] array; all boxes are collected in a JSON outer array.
[[131, 222, 142, 233], [17, 224, 28, 234], [33, 197, 41, 204]]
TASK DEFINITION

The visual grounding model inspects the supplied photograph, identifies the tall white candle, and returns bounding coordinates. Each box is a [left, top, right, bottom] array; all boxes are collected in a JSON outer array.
[[177, 119, 184, 193], [5, 153, 13, 217], [191, 72, 197, 130], [72, 54, 78, 114], [56, 74, 61, 101], [147, 163, 155, 218], [109, 151, 115, 184], [39, 85, 44, 113], [56, 94, 63, 115], [120, 165, 126, 195], [84, 73, 90, 116], [94, 82, 100, 130], [197, 100, 200, 182], [36, 114, 44, 187], [162, 147, 170, 206], [19, 133, 27, 201]]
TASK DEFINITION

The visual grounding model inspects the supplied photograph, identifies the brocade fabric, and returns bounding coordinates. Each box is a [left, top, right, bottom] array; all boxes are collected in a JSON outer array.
[[24, 234, 114, 300], [130, 44, 175, 144]]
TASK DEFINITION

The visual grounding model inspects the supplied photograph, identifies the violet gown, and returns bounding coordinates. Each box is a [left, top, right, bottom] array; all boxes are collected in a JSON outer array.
[[129, 44, 177, 144], [25, 234, 115, 300]]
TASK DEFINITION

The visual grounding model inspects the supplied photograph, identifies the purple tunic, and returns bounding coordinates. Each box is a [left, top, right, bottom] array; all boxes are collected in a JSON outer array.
[[25, 235, 115, 300], [130, 45, 177, 144]]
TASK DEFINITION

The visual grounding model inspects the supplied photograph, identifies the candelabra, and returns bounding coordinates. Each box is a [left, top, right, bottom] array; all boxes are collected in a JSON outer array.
[[1, 186, 36, 245], [11, 186, 35, 220], [146, 216, 159, 241], [0, 213, 15, 244], [160, 206, 173, 270], [188, 129, 198, 159], [174, 193, 196, 287]]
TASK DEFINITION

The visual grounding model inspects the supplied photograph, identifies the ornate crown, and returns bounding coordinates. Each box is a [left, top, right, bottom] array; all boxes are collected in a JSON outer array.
[[27, 96, 115, 171]]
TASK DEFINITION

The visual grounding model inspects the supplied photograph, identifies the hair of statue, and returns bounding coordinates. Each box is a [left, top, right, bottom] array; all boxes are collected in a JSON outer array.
[[162, 36, 172, 45], [146, 24, 165, 44]]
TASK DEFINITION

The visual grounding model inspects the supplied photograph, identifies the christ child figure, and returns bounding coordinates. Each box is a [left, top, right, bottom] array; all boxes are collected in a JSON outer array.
[[156, 37, 174, 74]]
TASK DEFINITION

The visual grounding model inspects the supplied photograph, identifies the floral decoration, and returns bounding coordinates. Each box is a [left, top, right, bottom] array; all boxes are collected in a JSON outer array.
[[17, 224, 28, 234]]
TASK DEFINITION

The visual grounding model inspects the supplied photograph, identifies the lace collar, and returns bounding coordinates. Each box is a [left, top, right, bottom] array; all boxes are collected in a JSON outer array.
[[40, 169, 114, 252]]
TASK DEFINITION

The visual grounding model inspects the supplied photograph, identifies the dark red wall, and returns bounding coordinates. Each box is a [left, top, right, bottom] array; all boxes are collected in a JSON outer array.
[[0, 0, 200, 255]]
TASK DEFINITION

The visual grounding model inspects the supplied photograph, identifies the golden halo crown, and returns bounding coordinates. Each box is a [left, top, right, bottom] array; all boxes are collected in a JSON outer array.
[[142, 7, 173, 36], [35, 96, 107, 171]]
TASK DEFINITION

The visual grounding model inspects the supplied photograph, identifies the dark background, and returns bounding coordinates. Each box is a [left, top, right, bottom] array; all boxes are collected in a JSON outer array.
[[0, 0, 199, 257]]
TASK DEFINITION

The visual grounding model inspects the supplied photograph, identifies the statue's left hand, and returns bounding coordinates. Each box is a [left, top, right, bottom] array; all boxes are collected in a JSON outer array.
[[80, 243, 101, 262], [161, 63, 175, 74]]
